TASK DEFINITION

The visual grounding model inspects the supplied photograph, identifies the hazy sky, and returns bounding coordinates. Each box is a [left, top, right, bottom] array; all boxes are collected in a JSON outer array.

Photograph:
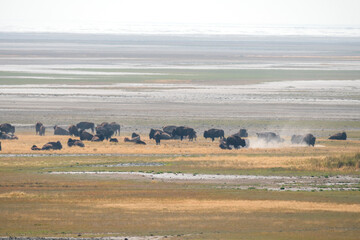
[[1, 0, 360, 33]]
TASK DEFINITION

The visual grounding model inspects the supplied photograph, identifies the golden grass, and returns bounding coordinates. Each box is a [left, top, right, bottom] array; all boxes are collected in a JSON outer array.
[[96, 199, 360, 213]]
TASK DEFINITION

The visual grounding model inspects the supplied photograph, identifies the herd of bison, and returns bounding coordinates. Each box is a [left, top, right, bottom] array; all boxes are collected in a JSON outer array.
[[0, 122, 348, 151]]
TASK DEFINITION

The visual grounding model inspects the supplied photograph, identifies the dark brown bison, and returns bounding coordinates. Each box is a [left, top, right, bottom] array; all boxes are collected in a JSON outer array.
[[291, 134, 316, 146], [79, 130, 93, 141], [256, 132, 283, 143], [149, 128, 164, 139], [0, 123, 15, 134], [163, 125, 178, 135], [96, 124, 114, 140], [109, 122, 121, 136], [76, 122, 95, 133], [232, 129, 248, 138], [124, 136, 146, 145], [219, 139, 230, 150], [54, 126, 70, 135], [152, 130, 172, 145], [91, 134, 105, 142], [109, 138, 118, 143], [67, 138, 85, 147], [225, 135, 246, 149], [68, 125, 79, 137], [204, 128, 224, 141], [31, 145, 41, 151], [35, 122, 43, 135], [329, 132, 347, 140], [39, 125, 45, 136], [41, 141, 62, 150], [0, 132, 18, 140], [132, 132, 140, 138], [172, 126, 196, 141]]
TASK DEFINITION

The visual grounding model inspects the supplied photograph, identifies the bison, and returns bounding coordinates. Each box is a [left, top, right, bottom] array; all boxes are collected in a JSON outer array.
[[329, 132, 347, 140], [291, 134, 316, 146], [132, 132, 140, 138], [91, 134, 105, 142], [41, 141, 62, 150], [0, 123, 15, 134], [109, 138, 118, 143], [67, 138, 85, 147], [0, 141, 1, 151], [124, 136, 146, 145], [172, 126, 196, 141], [31, 145, 41, 151], [149, 128, 164, 139], [109, 122, 121, 136], [76, 122, 95, 133], [204, 128, 224, 141], [79, 130, 93, 141], [0, 132, 18, 140], [54, 126, 70, 135], [232, 129, 248, 138], [39, 125, 46, 136], [256, 132, 283, 143], [96, 123, 114, 140], [68, 125, 79, 137], [35, 122, 43, 135], [163, 125, 178, 135]]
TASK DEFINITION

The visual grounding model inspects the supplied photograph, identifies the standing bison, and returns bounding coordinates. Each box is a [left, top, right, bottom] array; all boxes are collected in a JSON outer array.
[[329, 132, 347, 140], [96, 123, 114, 140], [109, 122, 121, 136], [219, 136, 247, 150], [204, 128, 224, 141], [172, 126, 196, 141], [232, 129, 248, 138], [35, 122, 43, 135], [0, 123, 15, 134], [291, 134, 316, 146], [76, 122, 95, 133]]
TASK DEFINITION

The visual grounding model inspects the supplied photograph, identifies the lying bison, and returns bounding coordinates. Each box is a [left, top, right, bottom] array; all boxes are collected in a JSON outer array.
[[0, 132, 18, 140], [291, 134, 316, 146], [91, 134, 105, 142], [132, 132, 140, 138], [79, 130, 93, 141], [172, 126, 196, 141], [67, 138, 85, 147], [41, 141, 62, 150], [124, 136, 146, 145], [31, 141, 62, 151], [329, 132, 347, 140], [256, 132, 283, 143], [76, 122, 95, 133], [54, 126, 70, 135], [204, 128, 224, 141], [68, 125, 79, 137], [0, 123, 15, 134], [109, 138, 118, 143]]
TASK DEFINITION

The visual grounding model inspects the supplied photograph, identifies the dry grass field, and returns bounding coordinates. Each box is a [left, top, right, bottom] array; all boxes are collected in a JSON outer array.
[[0, 133, 360, 239]]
